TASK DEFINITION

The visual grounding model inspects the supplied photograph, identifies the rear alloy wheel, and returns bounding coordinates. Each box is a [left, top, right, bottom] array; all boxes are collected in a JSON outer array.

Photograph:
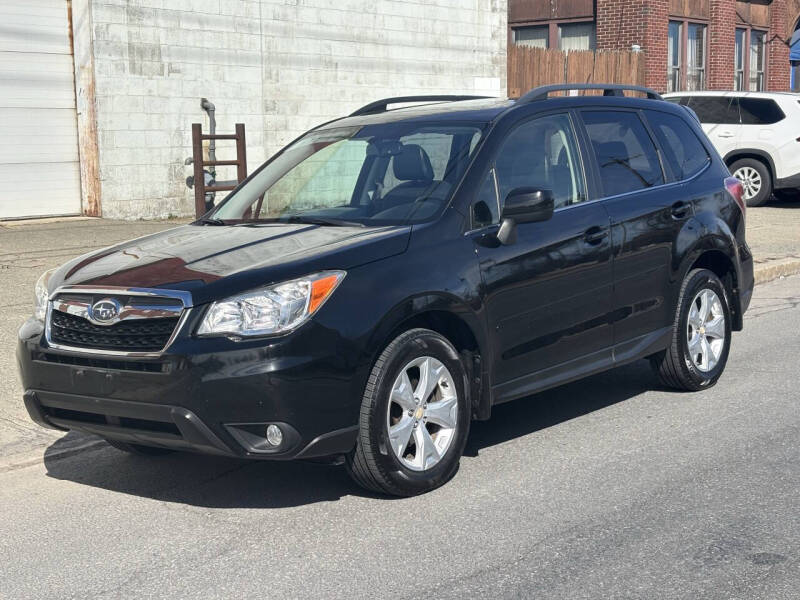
[[730, 158, 772, 207], [346, 328, 470, 496], [651, 268, 732, 391]]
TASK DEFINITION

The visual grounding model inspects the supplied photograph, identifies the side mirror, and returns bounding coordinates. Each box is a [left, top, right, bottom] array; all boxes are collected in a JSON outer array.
[[496, 188, 555, 245]]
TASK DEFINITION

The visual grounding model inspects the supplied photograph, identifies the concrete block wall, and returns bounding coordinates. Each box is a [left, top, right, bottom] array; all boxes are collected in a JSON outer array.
[[84, 0, 507, 219]]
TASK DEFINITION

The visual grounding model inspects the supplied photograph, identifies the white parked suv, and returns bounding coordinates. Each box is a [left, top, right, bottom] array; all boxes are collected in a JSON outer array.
[[664, 91, 800, 206]]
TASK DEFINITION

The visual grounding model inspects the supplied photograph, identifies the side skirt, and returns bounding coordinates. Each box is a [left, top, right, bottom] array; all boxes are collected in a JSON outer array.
[[490, 327, 672, 405]]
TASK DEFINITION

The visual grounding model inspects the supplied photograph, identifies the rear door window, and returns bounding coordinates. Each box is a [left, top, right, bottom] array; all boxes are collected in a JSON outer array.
[[581, 111, 665, 197], [674, 96, 740, 124], [738, 98, 785, 125], [644, 110, 710, 181]]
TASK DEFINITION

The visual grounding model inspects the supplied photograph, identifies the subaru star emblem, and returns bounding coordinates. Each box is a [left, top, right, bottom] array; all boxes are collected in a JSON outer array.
[[89, 298, 122, 325]]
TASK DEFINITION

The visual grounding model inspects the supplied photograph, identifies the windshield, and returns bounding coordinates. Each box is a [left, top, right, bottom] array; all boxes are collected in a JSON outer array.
[[210, 122, 484, 226]]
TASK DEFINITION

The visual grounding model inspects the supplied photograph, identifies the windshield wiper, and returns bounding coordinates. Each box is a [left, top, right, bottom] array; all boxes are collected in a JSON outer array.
[[197, 217, 226, 226], [283, 215, 365, 227]]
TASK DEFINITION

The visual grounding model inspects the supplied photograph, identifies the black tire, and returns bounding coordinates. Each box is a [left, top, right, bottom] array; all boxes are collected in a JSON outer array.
[[651, 269, 732, 391], [729, 158, 772, 207], [346, 328, 471, 496], [105, 438, 175, 456]]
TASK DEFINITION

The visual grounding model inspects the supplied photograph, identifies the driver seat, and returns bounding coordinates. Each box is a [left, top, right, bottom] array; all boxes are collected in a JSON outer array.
[[379, 144, 435, 210]]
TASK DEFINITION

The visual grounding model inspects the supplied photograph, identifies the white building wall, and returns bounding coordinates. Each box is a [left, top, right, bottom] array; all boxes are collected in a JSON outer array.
[[86, 0, 507, 219]]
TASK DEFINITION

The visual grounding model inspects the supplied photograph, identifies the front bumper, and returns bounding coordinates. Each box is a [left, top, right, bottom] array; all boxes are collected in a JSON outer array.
[[17, 318, 363, 460]]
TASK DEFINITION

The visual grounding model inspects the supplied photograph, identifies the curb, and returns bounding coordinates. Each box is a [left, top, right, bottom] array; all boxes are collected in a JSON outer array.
[[753, 258, 800, 286]]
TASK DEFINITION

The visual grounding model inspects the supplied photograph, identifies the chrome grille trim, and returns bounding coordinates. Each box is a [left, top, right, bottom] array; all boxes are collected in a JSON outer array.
[[44, 286, 193, 358]]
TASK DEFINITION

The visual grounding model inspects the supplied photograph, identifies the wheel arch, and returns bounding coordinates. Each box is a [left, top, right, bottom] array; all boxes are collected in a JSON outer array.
[[679, 242, 743, 331], [364, 293, 492, 421], [724, 149, 775, 182]]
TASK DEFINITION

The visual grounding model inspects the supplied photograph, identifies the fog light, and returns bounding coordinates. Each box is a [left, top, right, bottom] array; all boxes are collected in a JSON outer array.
[[266, 424, 283, 446]]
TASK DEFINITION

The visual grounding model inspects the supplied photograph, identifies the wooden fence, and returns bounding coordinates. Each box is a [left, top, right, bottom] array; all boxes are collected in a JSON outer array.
[[508, 45, 646, 98]]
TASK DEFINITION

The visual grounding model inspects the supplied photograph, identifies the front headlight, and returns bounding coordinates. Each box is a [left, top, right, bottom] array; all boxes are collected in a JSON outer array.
[[34, 269, 55, 322], [197, 271, 346, 338]]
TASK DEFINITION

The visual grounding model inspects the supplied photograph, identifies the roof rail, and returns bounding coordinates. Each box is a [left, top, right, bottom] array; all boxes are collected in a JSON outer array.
[[519, 84, 663, 103], [349, 95, 493, 117]]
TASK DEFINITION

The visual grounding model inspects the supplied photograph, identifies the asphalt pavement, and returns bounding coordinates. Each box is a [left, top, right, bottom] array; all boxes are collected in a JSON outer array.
[[1, 274, 798, 599]]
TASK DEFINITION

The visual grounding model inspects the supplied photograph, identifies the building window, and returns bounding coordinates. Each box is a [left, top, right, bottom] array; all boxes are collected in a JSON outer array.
[[687, 23, 706, 90], [513, 21, 595, 51], [735, 29, 745, 90], [734, 27, 767, 91], [514, 25, 548, 49], [668, 19, 707, 92], [749, 30, 766, 91], [668, 21, 682, 92], [558, 22, 595, 51]]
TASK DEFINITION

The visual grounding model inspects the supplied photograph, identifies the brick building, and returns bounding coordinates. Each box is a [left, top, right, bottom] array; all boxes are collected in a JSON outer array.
[[0, 0, 507, 221], [509, 0, 798, 94]]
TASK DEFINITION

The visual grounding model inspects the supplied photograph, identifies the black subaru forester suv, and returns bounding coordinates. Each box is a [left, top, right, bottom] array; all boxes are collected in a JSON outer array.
[[18, 84, 753, 496]]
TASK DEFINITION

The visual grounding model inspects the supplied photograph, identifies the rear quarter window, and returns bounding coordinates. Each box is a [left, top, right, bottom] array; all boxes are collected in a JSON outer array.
[[674, 96, 740, 125], [738, 98, 785, 125], [645, 110, 710, 181]]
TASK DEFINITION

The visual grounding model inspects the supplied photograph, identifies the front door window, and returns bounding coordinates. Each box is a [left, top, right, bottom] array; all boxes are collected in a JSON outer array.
[[493, 114, 586, 211]]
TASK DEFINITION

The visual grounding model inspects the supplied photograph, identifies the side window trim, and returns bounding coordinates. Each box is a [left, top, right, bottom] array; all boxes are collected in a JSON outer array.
[[635, 108, 670, 184], [468, 167, 500, 231]]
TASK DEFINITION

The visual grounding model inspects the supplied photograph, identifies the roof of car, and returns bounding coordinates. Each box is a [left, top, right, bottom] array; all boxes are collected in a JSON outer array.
[[320, 98, 515, 130], [318, 85, 676, 131]]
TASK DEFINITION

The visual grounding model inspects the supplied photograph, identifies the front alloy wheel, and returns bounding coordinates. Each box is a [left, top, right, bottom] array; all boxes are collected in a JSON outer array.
[[730, 158, 772, 207], [732, 165, 762, 202], [347, 328, 470, 496], [387, 356, 459, 471]]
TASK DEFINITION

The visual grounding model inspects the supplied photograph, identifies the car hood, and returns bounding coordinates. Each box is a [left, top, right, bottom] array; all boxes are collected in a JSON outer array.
[[52, 223, 411, 305]]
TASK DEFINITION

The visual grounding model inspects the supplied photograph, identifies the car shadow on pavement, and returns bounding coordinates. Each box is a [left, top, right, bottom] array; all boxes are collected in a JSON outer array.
[[43, 360, 658, 509], [464, 359, 657, 457]]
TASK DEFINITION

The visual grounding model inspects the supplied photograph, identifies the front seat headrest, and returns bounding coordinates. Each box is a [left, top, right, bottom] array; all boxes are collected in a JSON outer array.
[[393, 144, 434, 182]]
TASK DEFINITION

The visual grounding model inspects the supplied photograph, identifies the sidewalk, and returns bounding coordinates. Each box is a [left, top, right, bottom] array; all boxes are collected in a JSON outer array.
[[744, 199, 800, 283], [1, 204, 798, 465]]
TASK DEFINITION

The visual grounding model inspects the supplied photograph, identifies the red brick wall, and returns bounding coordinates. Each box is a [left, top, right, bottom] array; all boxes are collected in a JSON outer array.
[[708, 0, 736, 89], [642, 0, 668, 92], [592, 0, 790, 92], [596, 0, 667, 91], [768, 0, 791, 90]]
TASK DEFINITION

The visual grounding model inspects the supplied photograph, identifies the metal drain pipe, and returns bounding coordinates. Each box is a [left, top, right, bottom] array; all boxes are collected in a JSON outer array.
[[200, 98, 216, 172]]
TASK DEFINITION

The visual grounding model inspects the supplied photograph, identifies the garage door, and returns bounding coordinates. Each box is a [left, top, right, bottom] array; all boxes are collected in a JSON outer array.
[[0, 0, 82, 220]]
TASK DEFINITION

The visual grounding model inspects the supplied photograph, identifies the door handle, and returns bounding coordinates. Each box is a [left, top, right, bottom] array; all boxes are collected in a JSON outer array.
[[583, 226, 608, 245], [717, 131, 735, 138], [671, 201, 691, 219]]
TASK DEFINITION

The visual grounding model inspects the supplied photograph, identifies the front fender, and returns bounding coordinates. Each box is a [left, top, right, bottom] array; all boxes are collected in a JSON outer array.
[[363, 292, 489, 364]]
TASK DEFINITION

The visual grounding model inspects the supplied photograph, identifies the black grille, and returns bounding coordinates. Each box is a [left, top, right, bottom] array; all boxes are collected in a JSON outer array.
[[50, 310, 179, 352]]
